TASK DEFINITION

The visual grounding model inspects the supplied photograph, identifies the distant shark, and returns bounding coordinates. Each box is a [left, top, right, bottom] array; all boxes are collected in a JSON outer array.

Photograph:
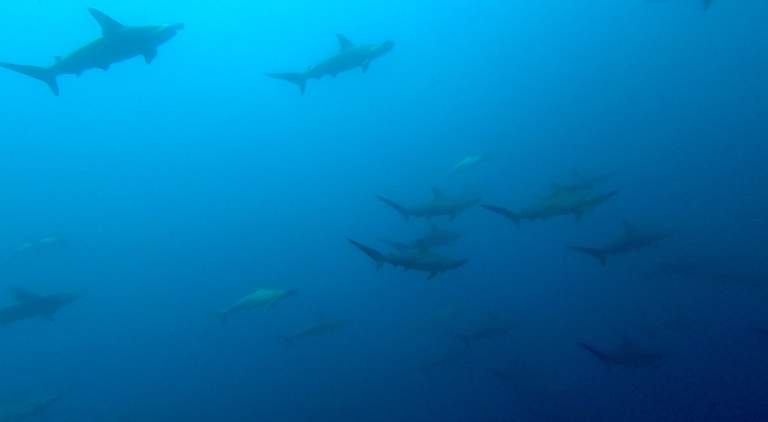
[[281, 319, 347, 345], [380, 223, 461, 253], [348, 239, 468, 279], [0, 393, 61, 422], [0, 8, 183, 95], [378, 188, 480, 221], [483, 190, 617, 228], [0, 288, 77, 326], [569, 222, 672, 266], [267, 34, 394, 95], [455, 315, 515, 348], [1, 234, 68, 266], [450, 154, 487, 175], [541, 172, 612, 201], [216, 288, 296, 323], [578, 337, 664, 368]]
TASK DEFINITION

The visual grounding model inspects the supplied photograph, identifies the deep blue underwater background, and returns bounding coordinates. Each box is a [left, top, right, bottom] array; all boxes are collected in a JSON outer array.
[[1, 0, 767, 420]]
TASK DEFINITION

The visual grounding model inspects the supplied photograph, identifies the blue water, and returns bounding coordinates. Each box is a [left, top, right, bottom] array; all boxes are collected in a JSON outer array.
[[0, 0, 767, 420]]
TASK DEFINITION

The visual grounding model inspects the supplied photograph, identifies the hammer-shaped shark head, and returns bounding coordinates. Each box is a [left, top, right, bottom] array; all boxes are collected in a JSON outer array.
[[153, 23, 185, 45], [374, 41, 395, 58], [447, 258, 469, 271], [48, 293, 80, 309]]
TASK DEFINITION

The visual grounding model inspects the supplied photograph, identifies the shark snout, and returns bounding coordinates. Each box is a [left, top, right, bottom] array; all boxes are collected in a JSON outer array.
[[453, 259, 469, 269], [378, 41, 395, 55], [158, 23, 185, 40]]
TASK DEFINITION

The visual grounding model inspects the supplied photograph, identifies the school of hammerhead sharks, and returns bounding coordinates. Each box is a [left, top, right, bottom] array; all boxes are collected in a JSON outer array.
[[0, 0, 734, 419]]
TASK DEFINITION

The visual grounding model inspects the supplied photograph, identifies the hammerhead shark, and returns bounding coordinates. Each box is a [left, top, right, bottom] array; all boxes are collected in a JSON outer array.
[[0, 393, 61, 422], [483, 190, 617, 228], [348, 239, 468, 279], [578, 337, 664, 368], [0, 288, 77, 326], [0, 8, 183, 95], [569, 222, 673, 266], [216, 288, 296, 323], [380, 224, 461, 253], [379, 188, 480, 221], [267, 34, 394, 95], [281, 318, 347, 345], [541, 172, 612, 201], [455, 315, 515, 348]]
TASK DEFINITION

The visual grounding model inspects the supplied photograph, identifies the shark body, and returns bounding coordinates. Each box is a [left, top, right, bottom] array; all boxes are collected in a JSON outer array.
[[349, 239, 467, 279], [217, 289, 296, 323], [483, 190, 617, 228], [267, 34, 393, 95], [282, 319, 347, 345], [378, 188, 480, 221], [570, 222, 672, 266], [578, 338, 664, 368], [0, 8, 183, 95], [0, 393, 61, 422], [381, 224, 461, 253], [0, 289, 77, 326]]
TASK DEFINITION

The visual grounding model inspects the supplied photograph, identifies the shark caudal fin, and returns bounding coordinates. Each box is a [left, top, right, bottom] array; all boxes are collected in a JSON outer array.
[[0, 63, 59, 95], [377, 196, 411, 222], [577, 342, 612, 367], [569, 246, 608, 267], [266, 72, 307, 95], [348, 239, 388, 270], [481, 205, 520, 228]]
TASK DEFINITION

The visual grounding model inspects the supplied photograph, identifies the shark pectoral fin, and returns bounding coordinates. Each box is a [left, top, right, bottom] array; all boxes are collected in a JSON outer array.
[[144, 49, 158, 64], [427, 271, 439, 280], [99, 64, 110, 71], [88, 8, 125, 36]]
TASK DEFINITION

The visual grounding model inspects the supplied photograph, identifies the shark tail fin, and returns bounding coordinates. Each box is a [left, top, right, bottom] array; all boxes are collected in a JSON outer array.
[[482, 205, 520, 228], [0, 62, 59, 95], [569, 246, 608, 267], [377, 196, 410, 222], [266, 72, 307, 95], [348, 239, 388, 270], [577, 342, 612, 368]]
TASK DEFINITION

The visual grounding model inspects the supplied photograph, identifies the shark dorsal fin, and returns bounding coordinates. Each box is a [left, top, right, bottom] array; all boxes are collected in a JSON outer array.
[[432, 187, 444, 199], [88, 8, 125, 36], [336, 34, 355, 51], [10, 288, 41, 303]]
